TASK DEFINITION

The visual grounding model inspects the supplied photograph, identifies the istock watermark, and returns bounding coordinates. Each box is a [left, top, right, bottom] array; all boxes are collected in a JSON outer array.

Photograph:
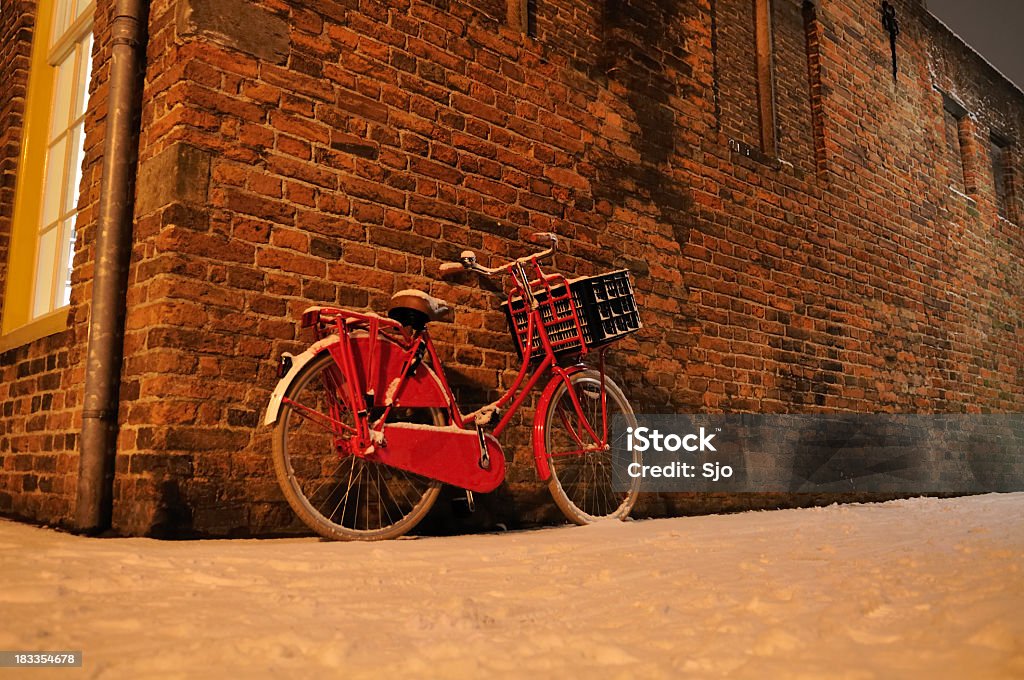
[[624, 426, 733, 482], [626, 426, 718, 452], [611, 414, 1024, 493]]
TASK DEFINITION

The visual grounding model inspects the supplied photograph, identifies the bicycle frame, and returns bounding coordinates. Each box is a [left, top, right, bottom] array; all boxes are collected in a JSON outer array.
[[291, 255, 614, 482]]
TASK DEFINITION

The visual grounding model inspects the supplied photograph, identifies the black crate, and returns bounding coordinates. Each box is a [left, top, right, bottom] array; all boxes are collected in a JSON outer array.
[[572, 269, 642, 348], [502, 269, 641, 362]]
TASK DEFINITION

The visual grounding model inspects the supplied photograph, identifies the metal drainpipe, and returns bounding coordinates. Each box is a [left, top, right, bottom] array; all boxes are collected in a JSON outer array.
[[75, 0, 148, 533]]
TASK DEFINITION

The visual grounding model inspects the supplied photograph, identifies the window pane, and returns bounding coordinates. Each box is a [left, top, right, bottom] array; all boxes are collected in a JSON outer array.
[[52, 0, 76, 47], [33, 227, 59, 318], [75, 34, 94, 119], [64, 122, 85, 216], [41, 135, 68, 228], [50, 53, 76, 139], [58, 217, 77, 308], [74, 0, 92, 22]]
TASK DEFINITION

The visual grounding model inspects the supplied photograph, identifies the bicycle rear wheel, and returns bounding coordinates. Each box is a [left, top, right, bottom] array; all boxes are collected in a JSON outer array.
[[272, 351, 441, 540], [542, 369, 640, 524]]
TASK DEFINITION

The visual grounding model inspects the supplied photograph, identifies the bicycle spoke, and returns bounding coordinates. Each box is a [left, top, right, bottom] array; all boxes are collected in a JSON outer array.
[[378, 466, 395, 529], [335, 461, 365, 525], [307, 458, 347, 516]]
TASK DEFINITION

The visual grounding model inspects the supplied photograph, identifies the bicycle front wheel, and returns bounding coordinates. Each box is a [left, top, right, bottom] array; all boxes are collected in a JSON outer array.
[[271, 351, 441, 540], [542, 369, 640, 524]]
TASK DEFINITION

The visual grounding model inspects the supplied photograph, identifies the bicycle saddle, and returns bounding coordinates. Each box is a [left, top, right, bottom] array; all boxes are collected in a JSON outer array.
[[388, 289, 451, 329]]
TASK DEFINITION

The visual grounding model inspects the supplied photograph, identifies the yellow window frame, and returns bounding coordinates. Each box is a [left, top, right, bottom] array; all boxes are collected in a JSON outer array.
[[1, 0, 94, 350]]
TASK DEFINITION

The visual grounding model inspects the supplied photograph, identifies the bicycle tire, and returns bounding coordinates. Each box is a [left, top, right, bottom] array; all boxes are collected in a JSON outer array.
[[543, 369, 640, 524], [272, 350, 442, 541]]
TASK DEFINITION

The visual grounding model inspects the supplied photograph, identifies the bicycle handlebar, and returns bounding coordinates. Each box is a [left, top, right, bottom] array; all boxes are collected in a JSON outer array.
[[440, 232, 558, 278], [438, 262, 464, 277]]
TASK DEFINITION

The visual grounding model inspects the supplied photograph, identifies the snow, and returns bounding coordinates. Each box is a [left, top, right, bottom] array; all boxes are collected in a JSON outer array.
[[466, 403, 500, 426], [384, 377, 401, 405], [383, 421, 466, 433], [1, 493, 1022, 678]]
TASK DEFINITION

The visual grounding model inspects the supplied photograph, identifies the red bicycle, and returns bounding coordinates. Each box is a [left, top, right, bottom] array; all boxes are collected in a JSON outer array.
[[263, 233, 643, 540]]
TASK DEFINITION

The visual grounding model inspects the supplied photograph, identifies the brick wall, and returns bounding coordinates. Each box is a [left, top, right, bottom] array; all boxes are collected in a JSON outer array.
[[0, 0, 112, 527], [2, 0, 1022, 535]]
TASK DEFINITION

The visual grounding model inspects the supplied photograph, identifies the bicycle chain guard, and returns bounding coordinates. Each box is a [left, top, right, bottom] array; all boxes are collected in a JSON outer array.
[[369, 423, 506, 493]]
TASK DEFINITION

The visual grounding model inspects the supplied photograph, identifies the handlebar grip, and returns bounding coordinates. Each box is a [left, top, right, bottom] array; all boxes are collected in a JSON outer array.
[[528, 231, 557, 245], [439, 262, 464, 278]]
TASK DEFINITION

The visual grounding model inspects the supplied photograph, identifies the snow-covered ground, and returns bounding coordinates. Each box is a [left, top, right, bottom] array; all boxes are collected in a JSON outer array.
[[2, 494, 1022, 679]]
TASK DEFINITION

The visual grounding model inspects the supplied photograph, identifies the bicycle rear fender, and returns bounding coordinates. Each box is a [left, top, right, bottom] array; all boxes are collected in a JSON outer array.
[[263, 334, 450, 426], [531, 365, 586, 481]]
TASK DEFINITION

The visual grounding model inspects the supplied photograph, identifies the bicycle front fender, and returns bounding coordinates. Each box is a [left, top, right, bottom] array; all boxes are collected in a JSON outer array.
[[263, 334, 451, 426], [531, 365, 587, 481]]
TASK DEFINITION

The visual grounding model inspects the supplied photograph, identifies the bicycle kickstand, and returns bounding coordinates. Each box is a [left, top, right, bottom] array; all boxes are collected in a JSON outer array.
[[452, 489, 476, 514]]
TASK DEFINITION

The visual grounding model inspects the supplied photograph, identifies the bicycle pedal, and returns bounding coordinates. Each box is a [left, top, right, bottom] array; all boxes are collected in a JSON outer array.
[[472, 406, 501, 427]]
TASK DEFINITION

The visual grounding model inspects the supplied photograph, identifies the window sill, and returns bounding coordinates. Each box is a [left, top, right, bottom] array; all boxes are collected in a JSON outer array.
[[0, 309, 70, 353], [725, 138, 800, 176], [728, 138, 781, 169]]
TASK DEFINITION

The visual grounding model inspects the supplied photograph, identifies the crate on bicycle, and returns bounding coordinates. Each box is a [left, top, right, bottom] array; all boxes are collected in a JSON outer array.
[[503, 269, 642, 362]]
